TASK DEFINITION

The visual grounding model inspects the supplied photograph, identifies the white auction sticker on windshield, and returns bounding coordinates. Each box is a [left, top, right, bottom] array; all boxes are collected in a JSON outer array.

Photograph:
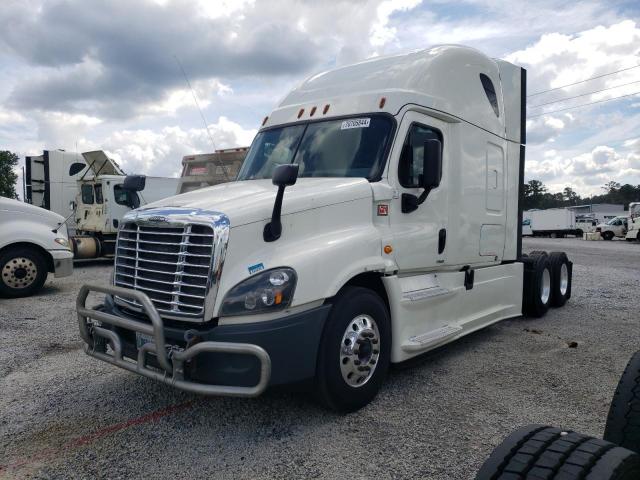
[[341, 118, 370, 130]]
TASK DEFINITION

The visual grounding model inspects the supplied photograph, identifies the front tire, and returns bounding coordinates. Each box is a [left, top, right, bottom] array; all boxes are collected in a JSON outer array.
[[315, 286, 391, 412], [603, 231, 615, 240], [0, 246, 48, 298]]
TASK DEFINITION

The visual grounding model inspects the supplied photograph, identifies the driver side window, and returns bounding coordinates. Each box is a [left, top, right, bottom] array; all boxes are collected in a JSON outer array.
[[398, 124, 442, 188]]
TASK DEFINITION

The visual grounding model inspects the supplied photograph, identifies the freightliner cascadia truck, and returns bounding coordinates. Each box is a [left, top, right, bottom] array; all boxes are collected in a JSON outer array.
[[77, 45, 573, 412]]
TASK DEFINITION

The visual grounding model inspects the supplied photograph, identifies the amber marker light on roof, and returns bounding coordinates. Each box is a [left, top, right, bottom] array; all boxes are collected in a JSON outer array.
[[297, 108, 305, 118], [262, 116, 268, 126], [384, 245, 393, 254], [323, 104, 330, 114], [379, 97, 386, 108], [310, 106, 317, 116]]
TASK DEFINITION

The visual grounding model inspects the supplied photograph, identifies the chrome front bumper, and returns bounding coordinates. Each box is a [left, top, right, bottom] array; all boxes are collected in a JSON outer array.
[[77, 284, 271, 397]]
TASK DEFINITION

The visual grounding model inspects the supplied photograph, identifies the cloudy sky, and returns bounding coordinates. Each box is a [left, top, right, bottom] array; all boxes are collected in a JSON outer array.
[[1, 0, 639, 197]]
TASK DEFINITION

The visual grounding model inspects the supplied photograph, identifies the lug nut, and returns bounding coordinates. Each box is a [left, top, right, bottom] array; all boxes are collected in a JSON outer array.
[[373, 349, 379, 354], [356, 338, 365, 344], [358, 365, 371, 372], [354, 359, 361, 365], [371, 339, 378, 344], [370, 359, 376, 365]]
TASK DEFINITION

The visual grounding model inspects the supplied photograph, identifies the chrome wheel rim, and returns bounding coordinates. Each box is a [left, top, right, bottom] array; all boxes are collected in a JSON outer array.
[[540, 268, 551, 304], [559, 263, 569, 296], [340, 314, 380, 388], [2, 257, 37, 289]]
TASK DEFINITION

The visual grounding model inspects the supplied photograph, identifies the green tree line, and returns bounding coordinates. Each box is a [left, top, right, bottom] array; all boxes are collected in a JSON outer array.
[[524, 180, 640, 210]]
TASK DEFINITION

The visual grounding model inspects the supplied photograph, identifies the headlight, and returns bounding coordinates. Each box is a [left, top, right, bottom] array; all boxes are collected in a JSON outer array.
[[54, 237, 70, 248], [220, 267, 297, 316]]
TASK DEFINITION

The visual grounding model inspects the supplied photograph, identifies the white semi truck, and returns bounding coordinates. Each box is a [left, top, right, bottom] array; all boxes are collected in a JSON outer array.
[[77, 45, 573, 411], [625, 202, 640, 241], [71, 151, 179, 259]]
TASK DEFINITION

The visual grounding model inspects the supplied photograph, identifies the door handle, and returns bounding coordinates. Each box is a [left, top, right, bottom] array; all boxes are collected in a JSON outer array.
[[438, 228, 446, 254]]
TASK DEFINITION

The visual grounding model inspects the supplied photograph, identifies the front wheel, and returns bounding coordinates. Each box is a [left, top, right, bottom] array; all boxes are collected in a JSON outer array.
[[603, 231, 615, 240], [315, 286, 391, 412], [0, 246, 48, 298]]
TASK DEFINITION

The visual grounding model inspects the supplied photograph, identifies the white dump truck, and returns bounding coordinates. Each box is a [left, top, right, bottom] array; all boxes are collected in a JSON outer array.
[[625, 202, 640, 241], [77, 45, 573, 411], [0, 197, 73, 297]]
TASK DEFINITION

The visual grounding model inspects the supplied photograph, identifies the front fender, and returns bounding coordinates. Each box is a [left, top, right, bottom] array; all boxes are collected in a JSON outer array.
[[214, 197, 397, 319]]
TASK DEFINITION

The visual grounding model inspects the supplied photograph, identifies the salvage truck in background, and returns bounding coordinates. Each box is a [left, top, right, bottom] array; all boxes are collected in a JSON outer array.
[[77, 45, 573, 411], [625, 202, 640, 241]]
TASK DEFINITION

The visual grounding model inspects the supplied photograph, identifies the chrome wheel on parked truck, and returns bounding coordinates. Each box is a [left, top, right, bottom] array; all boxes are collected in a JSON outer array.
[[316, 286, 391, 412], [339, 314, 381, 387], [0, 247, 48, 298]]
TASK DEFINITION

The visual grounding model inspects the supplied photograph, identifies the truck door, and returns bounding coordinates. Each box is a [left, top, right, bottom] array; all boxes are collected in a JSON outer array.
[[389, 112, 449, 271]]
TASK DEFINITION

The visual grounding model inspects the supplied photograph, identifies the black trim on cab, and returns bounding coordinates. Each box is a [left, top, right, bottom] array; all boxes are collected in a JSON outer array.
[[43, 150, 51, 210], [517, 68, 527, 259]]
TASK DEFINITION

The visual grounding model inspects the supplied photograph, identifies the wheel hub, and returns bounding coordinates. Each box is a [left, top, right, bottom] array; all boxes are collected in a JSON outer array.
[[2, 257, 37, 289], [340, 314, 380, 388]]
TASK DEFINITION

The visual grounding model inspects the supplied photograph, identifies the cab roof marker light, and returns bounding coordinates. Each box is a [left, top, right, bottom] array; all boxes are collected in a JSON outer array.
[[262, 116, 268, 126], [379, 97, 386, 108], [323, 104, 330, 114], [297, 108, 305, 119], [310, 106, 317, 117]]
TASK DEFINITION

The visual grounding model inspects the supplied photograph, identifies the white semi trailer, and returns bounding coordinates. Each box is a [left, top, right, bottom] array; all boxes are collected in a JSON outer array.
[[77, 45, 573, 411], [528, 208, 580, 237]]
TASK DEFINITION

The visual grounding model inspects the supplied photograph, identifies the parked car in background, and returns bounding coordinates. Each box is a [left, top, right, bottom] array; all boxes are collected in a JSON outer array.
[[0, 197, 73, 297]]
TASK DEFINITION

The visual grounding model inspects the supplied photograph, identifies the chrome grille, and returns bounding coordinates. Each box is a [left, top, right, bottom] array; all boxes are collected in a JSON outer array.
[[114, 221, 214, 319]]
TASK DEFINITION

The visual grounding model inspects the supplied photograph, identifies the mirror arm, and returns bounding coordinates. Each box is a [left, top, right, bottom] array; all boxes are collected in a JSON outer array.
[[263, 185, 286, 242], [417, 187, 432, 205]]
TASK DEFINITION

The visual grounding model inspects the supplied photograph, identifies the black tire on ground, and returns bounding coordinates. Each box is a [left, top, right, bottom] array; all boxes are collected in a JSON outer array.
[[315, 286, 391, 412], [548, 251, 572, 307], [604, 351, 640, 454], [475, 424, 640, 480], [0, 246, 48, 298], [522, 254, 552, 318], [603, 231, 615, 240]]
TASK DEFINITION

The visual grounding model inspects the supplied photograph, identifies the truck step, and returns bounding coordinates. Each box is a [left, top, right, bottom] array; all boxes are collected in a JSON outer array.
[[402, 325, 462, 352]]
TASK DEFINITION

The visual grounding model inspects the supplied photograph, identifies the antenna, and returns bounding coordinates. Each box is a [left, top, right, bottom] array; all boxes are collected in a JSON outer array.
[[174, 55, 231, 182]]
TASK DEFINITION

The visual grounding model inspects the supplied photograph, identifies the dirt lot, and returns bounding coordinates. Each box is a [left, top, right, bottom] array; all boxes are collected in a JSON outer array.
[[1, 238, 639, 479]]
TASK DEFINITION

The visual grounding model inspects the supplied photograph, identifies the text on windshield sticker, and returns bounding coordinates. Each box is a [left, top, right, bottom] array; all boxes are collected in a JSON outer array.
[[341, 118, 370, 130]]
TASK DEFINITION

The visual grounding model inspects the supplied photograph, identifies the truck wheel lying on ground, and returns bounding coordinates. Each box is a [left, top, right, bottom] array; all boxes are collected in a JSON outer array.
[[0, 246, 48, 298], [604, 350, 640, 454], [476, 425, 640, 479]]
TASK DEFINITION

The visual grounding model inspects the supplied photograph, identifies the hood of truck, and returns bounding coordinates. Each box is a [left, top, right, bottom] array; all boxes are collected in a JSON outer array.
[[138, 177, 373, 227], [0, 196, 65, 228]]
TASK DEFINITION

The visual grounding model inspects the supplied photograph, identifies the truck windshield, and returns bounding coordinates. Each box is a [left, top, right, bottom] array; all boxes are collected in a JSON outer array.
[[237, 115, 393, 181]]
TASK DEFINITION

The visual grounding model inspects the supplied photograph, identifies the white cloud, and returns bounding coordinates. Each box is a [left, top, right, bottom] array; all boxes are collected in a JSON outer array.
[[100, 117, 256, 177], [370, 0, 422, 47]]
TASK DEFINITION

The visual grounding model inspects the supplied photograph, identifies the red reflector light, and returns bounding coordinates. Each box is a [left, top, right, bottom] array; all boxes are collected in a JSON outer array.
[[323, 104, 330, 114], [379, 97, 386, 108], [297, 108, 304, 118], [310, 106, 317, 116]]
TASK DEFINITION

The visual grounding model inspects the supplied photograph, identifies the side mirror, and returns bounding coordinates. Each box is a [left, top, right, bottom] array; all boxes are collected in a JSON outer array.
[[272, 163, 299, 187], [264, 164, 299, 242], [69, 162, 86, 176], [123, 175, 146, 191]]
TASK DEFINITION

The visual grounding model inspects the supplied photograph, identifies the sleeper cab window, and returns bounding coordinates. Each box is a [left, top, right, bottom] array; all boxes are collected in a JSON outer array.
[[480, 73, 499, 117], [398, 124, 442, 188], [81, 184, 94, 204]]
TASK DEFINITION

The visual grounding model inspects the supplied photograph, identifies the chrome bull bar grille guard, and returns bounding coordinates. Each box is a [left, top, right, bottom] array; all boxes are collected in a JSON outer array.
[[77, 284, 271, 397]]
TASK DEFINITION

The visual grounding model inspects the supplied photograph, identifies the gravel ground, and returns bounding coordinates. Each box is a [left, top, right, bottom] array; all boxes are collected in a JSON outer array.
[[1, 238, 639, 479]]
